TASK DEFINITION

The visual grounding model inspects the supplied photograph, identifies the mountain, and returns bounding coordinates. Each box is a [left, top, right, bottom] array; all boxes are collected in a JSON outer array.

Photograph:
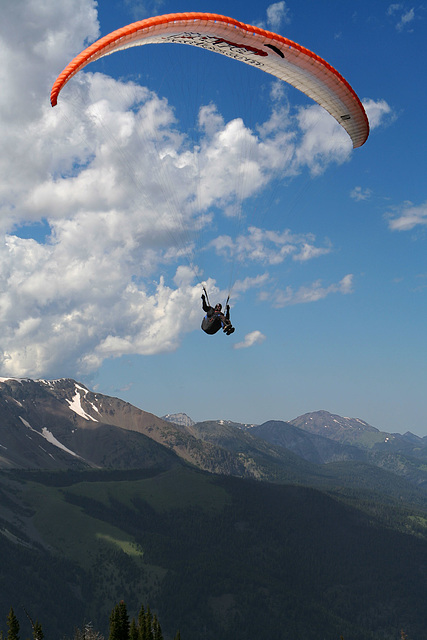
[[289, 409, 423, 450], [0, 378, 180, 471], [284, 410, 427, 489], [162, 413, 195, 427], [249, 420, 367, 464]]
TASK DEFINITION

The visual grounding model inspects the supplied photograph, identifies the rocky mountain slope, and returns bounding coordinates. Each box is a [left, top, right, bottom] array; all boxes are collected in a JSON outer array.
[[0, 378, 312, 482], [289, 409, 426, 450], [161, 413, 195, 427]]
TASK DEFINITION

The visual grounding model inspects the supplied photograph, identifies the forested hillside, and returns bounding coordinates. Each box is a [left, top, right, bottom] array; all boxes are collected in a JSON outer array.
[[1, 380, 427, 639], [1, 465, 425, 640]]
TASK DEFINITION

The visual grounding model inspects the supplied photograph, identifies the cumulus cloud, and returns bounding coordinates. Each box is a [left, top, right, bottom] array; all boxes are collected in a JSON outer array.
[[234, 330, 266, 350], [210, 227, 332, 265], [363, 98, 395, 130], [264, 274, 354, 307], [293, 98, 394, 176], [254, 2, 291, 30], [0, 231, 206, 377], [0, 1, 389, 378], [266, 2, 291, 30], [0, 0, 100, 232], [386, 201, 427, 231], [232, 273, 270, 295]]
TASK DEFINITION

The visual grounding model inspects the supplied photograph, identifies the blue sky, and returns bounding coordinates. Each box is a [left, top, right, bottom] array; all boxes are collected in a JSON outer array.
[[1, 0, 426, 434]]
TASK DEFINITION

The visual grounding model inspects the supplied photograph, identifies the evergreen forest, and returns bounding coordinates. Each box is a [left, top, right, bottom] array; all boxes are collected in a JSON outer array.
[[1, 465, 426, 640]]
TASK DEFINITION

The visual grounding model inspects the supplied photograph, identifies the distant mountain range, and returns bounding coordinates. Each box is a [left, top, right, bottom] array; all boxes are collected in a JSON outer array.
[[1, 377, 427, 493]]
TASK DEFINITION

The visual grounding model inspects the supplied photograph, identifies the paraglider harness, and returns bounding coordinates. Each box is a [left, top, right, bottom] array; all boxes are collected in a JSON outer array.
[[201, 287, 233, 335]]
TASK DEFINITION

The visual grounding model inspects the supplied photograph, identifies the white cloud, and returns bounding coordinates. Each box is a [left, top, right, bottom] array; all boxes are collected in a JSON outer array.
[[387, 3, 402, 12], [386, 201, 427, 231], [350, 186, 372, 201], [234, 330, 266, 350], [293, 242, 332, 262], [210, 227, 331, 266], [387, 3, 403, 16], [294, 105, 352, 175], [399, 8, 415, 28], [0, 257, 205, 377], [266, 2, 291, 30], [267, 274, 354, 307], [232, 273, 270, 295], [363, 98, 395, 130], [294, 99, 394, 175], [0, 1, 100, 228], [387, 4, 416, 31]]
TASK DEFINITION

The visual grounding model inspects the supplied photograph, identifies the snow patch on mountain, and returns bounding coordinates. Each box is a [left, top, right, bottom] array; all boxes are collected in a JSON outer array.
[[66, 384, 99, 421], [41, 428, 80, 458], [19, 417, 34, 430], [19, 416, 81, 459]]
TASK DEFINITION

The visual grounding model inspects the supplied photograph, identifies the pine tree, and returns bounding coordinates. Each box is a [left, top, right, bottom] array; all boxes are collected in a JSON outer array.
[[144, 607, 153, 640], [152, 615, 162, 640], [174, 632, 181, 640], [118, 602, 129, 640], [109, 607, 118, 640], [6, 608, 19, 640], [109, 602, 129, 640], [110, 602, 164, 640], [137, 606, 146, 640], [129, 619, 138, 640], [32, 621, 43, 640]]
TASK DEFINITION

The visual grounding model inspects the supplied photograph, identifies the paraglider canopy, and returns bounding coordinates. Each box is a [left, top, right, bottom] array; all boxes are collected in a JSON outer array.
[[51, 12, 369, 149]]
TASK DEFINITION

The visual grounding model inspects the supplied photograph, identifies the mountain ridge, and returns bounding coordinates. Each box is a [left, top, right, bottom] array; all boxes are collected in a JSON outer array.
[[2, 378, 427, 498]]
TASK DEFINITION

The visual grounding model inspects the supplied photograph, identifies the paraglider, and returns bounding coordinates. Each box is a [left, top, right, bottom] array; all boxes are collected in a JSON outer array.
[[201, 288, 235, 336], [50, 12, 369, 338], [51, 12, 369, 148]]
